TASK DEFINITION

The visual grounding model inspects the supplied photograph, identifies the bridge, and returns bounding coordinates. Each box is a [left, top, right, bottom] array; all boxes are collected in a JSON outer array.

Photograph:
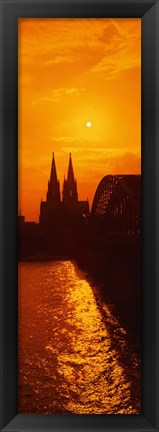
[[90, 174, 141, 242], [19, 173, 141, 304], [77, 174, 141, 303]]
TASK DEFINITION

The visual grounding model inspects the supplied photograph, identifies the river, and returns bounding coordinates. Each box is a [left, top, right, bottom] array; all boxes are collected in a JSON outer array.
[[18, 260, 141, 414]]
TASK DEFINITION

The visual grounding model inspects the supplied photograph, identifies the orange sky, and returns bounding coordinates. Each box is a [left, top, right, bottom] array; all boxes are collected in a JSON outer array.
[[18, 18, 141, 222]]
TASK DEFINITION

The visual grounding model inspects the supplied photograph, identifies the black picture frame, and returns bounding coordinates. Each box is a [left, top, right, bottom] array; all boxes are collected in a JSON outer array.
[[0, 0, 159, 431]]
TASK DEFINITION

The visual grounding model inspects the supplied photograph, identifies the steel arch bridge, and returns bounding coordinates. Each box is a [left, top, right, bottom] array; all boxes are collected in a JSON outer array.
[[90, 175, 141, 239]]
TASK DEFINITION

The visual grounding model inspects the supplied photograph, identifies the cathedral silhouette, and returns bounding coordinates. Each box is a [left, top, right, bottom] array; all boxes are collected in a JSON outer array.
[[40, 153, 89, 228], [19, 153, 89, 257]]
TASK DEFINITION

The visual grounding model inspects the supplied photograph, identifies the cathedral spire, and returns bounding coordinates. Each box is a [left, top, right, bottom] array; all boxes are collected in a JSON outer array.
[[50, 152, 58, 184], [47, 153, 60, 204], [67, 153, 74, 182], [62, 154, 78, 205]]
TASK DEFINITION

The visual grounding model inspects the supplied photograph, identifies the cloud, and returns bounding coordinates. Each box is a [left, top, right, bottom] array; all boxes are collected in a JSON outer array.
[[19, 18, 113, 56], [43, 56, 72, 66], [66, 87, 82, 95], [91, 21, 140, 78], [61, 146, 140, 155], [58, 149, 140, 174], [109, 151, 141, 174], [19, 18, 140, 81], [49, 136, 74, 144], [31, 86, 84, 105]]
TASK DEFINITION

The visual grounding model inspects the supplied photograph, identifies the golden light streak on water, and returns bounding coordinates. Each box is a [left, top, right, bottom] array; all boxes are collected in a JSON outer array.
[[18, 261, 141, 414]]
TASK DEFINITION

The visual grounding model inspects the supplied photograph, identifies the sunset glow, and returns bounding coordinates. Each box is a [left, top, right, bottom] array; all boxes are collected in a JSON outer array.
[[18, 18, 141, 221]]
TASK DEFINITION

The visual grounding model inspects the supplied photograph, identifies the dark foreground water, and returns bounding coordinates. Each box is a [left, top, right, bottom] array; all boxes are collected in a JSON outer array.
[[18, 260, 141, 414]]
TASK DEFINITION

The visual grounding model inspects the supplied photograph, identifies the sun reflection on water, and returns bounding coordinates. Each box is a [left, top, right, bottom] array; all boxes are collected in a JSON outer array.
[[18, 260, 141, 414]]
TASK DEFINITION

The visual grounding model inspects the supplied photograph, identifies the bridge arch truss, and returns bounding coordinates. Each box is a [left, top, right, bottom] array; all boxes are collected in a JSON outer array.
[[90, 175, 141, 239]]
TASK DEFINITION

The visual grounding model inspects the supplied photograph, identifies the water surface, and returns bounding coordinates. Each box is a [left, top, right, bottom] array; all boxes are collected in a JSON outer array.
[[18, 260, 141, 414]]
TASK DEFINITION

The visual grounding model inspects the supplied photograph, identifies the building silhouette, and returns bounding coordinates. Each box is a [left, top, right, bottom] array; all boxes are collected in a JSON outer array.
[[40, 153, 89, 228], [18, 158, 140, 259], [37, 153, 89, 253], [63, 153, 78, 204], [39, 153, 61, 228], [19, 153, 90, 257]]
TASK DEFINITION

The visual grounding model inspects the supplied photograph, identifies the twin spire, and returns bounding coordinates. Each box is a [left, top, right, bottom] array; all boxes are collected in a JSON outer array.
[[50, 153, 58, 185], [47, 153, 78, 205], [47, 152, 60, 203], [67, 153, 74, 183]]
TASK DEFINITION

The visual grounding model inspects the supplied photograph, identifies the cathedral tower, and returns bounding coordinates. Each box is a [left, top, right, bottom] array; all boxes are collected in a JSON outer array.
[[39, 153, 61, 227], [46, 153, 60, 204], [62, 153, 78, 205]]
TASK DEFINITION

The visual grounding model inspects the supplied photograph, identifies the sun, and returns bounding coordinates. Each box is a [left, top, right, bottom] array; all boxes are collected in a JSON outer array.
[[86, 121, 92, 128]]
